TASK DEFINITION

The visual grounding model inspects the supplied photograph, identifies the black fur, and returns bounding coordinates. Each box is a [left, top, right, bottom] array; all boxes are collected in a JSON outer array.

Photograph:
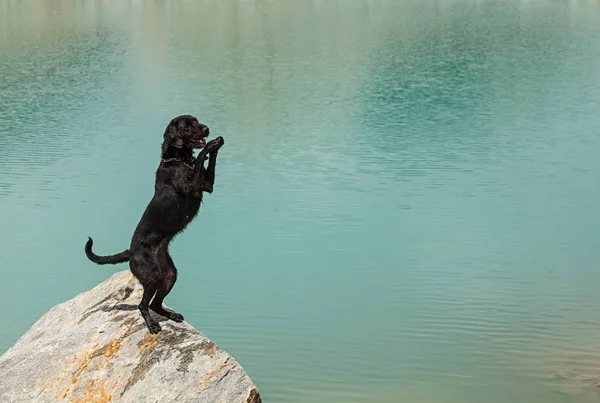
[[85, 115, 224, 334]]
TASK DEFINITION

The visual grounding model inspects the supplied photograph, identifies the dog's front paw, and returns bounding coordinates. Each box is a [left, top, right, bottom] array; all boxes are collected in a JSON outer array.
[[206, 136, 224, 153]]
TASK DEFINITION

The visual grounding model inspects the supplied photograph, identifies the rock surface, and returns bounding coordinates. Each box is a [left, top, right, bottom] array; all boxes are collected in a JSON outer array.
[[0, 270, 261, 403]]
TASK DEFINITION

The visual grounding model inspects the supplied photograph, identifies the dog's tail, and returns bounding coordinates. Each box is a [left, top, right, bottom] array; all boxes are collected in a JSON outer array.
[[85, 237, 131, 265]]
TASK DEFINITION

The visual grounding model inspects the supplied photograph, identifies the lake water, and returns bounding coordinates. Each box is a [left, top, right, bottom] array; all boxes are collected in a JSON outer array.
[[1, 1, 600, 402]]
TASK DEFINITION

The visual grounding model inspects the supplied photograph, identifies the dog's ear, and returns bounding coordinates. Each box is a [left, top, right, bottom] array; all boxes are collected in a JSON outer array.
[[164, 121, 184, 149]]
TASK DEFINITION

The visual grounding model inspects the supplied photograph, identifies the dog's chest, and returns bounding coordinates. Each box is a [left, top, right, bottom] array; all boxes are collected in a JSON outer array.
[[157, 164, 203, 225], [180, 196, 202, 219], [178, 196, 202, 222]]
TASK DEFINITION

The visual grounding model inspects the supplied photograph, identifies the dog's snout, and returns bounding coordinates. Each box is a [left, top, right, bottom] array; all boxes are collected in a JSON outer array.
[[202, 126, 209, 135]]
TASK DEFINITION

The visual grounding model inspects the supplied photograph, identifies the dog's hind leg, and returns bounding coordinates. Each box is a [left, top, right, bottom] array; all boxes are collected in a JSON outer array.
[[139, 283, 161, 333], [130, 255, 162, 333], [150, 247, 184, 323]]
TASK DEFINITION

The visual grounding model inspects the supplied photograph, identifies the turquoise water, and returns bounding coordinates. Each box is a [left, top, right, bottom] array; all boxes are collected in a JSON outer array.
[[2, 1, 600, 402]]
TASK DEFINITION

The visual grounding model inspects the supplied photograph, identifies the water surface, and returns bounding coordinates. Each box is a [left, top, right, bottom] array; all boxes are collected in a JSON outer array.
[[1, 1, 600, 402]]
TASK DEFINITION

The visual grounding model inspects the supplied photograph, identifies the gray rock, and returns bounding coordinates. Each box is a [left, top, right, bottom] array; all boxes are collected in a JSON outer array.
[[0, 270, 261, 403]]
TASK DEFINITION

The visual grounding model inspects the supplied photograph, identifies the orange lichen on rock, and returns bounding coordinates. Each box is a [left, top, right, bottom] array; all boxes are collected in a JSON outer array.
[[41, 327, 131, 402], [72, 377, 115, 403], [206, 341, 219, 358], [196, 357, 233, 392], [139, 333, 160, 350]]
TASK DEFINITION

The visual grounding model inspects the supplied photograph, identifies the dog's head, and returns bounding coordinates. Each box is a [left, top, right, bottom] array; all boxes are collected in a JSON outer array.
[[163, 115, 210, 150]]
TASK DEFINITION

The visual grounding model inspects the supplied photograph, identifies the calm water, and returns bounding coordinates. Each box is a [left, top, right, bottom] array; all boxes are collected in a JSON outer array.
[[2, 1, 600, 402]]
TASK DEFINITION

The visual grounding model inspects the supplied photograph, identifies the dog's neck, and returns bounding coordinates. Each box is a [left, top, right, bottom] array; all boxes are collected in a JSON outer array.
[[161, 143, 194, 164]]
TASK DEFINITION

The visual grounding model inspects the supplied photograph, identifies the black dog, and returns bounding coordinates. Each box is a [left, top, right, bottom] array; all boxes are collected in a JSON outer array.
[[85, 115, 224, 334]]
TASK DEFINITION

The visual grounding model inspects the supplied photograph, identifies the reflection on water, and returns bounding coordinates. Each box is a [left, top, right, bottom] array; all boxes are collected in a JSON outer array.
[[1, 1, 600, 402]]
